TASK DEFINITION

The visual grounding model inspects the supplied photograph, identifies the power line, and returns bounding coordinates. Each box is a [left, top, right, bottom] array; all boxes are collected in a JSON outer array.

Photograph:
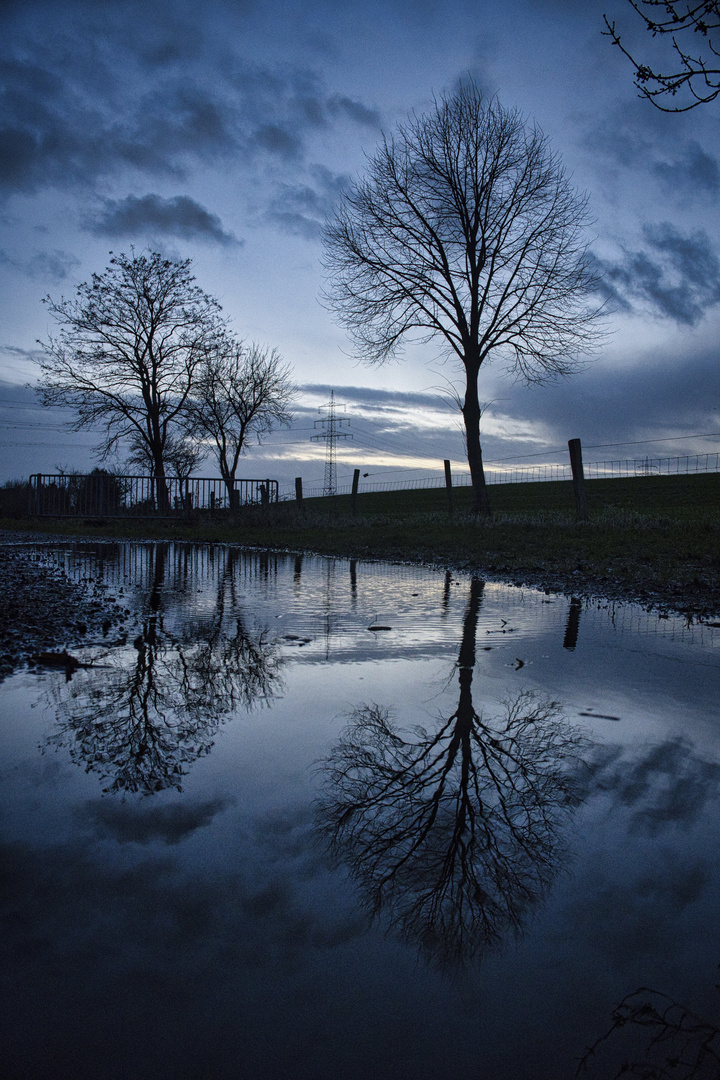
[[488, 431, 720, 462]]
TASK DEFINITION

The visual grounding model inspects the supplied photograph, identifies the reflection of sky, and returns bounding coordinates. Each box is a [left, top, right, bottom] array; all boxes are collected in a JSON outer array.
[[1, 543, 720, 1079]]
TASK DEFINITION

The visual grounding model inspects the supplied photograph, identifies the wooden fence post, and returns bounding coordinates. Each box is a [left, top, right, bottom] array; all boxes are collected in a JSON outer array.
[[568, 438, 588, 521], [295, 476, 304, 511], [351, 468, 360, 516], [444, 459, 454, 514]]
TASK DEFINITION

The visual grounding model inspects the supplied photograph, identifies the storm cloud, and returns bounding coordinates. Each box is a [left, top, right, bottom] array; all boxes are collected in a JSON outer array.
[[0, 10, 380, 197], [594, 222, 720, 325], [0, 246, 80, 280], [87, 193, 239, 244]]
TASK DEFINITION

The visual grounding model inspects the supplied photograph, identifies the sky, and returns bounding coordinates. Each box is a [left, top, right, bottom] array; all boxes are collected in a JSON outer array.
[[1, 0, 719, 494]]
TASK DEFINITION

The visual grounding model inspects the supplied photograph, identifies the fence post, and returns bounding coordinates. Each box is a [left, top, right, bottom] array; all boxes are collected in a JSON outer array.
[[260, 483, 269, 508], [568, 438, 588, 521], [444, 459, 454, 514], [351, 468, 360, 516], [295, 476, 304, 511]]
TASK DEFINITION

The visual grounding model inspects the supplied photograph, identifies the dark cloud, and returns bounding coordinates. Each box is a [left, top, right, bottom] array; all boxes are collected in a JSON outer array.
[[266, 166, 350, 238], [0, 16, 381, 197], [253, 123, 304, 159], [300, 383, 451, 410], [86, 193, 239, 244], [580, 103, 719, 203], [0, 246, 80, 280], [593, 222, 720, 325], [82, 796, 235, 844], [327, 94, 381, 127], [494, 342, 720, 454], [653, 141, 720, 197]]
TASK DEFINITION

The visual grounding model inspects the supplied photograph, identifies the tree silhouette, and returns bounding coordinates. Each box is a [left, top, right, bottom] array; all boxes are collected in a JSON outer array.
[[186, 337, 294, 509], [604, 2, 720, 111], [316, 577, 590, 966], [38, 250, 223, 512], [323, 83, 603, 512], [577, 984, 720, 1078]]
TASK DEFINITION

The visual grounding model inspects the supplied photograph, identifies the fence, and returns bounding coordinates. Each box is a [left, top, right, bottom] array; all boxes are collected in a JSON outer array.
[[282, 452, 720, 499], [29, 473, 279, 518]]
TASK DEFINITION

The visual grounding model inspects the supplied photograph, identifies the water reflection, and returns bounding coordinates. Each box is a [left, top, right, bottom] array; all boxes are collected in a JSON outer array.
[[563, 597, 583, 651], [45, 546, 283, 794], [577, 983, 720, 1078], [316, 577, 591, 967]]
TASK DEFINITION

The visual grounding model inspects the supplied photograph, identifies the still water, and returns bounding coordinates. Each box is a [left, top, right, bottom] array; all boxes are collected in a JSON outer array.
[[1, 542, 719, 1079]]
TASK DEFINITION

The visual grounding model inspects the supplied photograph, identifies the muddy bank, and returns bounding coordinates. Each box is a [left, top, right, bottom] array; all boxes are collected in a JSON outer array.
[[0, 543, 128, 681]]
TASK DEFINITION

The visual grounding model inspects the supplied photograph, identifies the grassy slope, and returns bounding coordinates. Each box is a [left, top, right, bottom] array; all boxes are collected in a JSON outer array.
[[3, 472, 719, 616]]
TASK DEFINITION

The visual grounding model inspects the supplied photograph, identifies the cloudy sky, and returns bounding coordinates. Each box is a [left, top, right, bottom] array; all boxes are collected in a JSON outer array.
[[1, 0, 719, 492]]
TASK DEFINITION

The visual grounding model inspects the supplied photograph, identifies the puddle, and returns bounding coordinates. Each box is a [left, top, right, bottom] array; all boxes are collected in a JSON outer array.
[[1, 542, 719, 1079]]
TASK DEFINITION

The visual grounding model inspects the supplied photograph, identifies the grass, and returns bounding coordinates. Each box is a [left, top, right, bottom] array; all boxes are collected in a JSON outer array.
[[2, 472, 719, 615]]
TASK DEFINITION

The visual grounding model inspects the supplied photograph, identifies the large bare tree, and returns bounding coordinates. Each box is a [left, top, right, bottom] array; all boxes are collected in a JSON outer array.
[[323, 84, 604, 512], [604, 1, 720, 111], [37, 250, 223, 512], [187, 337, 294, 509]]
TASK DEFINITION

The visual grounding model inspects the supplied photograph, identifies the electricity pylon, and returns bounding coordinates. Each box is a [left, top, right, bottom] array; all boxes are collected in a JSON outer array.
[[311, 391, 352, 496]]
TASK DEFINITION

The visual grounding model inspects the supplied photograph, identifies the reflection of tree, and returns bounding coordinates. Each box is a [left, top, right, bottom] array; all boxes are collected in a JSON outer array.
[[46, 546, 283, 794], [316, 577, 590, 966], [185, 549, 283, 716], [577, 985, 720, 1079]]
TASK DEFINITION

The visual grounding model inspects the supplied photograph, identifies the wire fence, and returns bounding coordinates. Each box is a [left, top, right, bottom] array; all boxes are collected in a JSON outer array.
[[30, 473, 279, 518], [281, 452, 720, 499]]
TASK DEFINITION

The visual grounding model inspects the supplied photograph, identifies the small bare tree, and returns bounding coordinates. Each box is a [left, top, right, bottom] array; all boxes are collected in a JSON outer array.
[[125, 429, 203, 506], [323, 84, 604, 512], [37, 250, 223, 513], [188, 337, 294, 509], [604, 1, 720, 111]]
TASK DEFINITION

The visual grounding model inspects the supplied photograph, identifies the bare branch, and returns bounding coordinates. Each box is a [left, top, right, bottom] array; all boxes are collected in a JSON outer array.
[[603, 2, 720, 110]]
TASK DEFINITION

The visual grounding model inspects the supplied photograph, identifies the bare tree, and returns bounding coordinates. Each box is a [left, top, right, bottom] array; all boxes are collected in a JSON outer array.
[[323, 83, 604, 513], [125, 428, 203, 485], [188, 337, 294, 509], [37, 250, 223, 512], [604, 2, 720, 110]]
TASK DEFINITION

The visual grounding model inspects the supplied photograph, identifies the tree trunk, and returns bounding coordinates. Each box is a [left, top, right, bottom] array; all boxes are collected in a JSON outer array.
[[219, 463, 236, 510], [152, 454, 170, 515], [462, 365, 491, 514]]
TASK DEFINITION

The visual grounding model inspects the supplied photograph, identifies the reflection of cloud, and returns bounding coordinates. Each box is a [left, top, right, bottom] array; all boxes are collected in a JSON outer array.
[[0, 825, 363, 1077], [82, 796, 235, 845], [589, 736, 720, 834], [86, 194, 239, 245]]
